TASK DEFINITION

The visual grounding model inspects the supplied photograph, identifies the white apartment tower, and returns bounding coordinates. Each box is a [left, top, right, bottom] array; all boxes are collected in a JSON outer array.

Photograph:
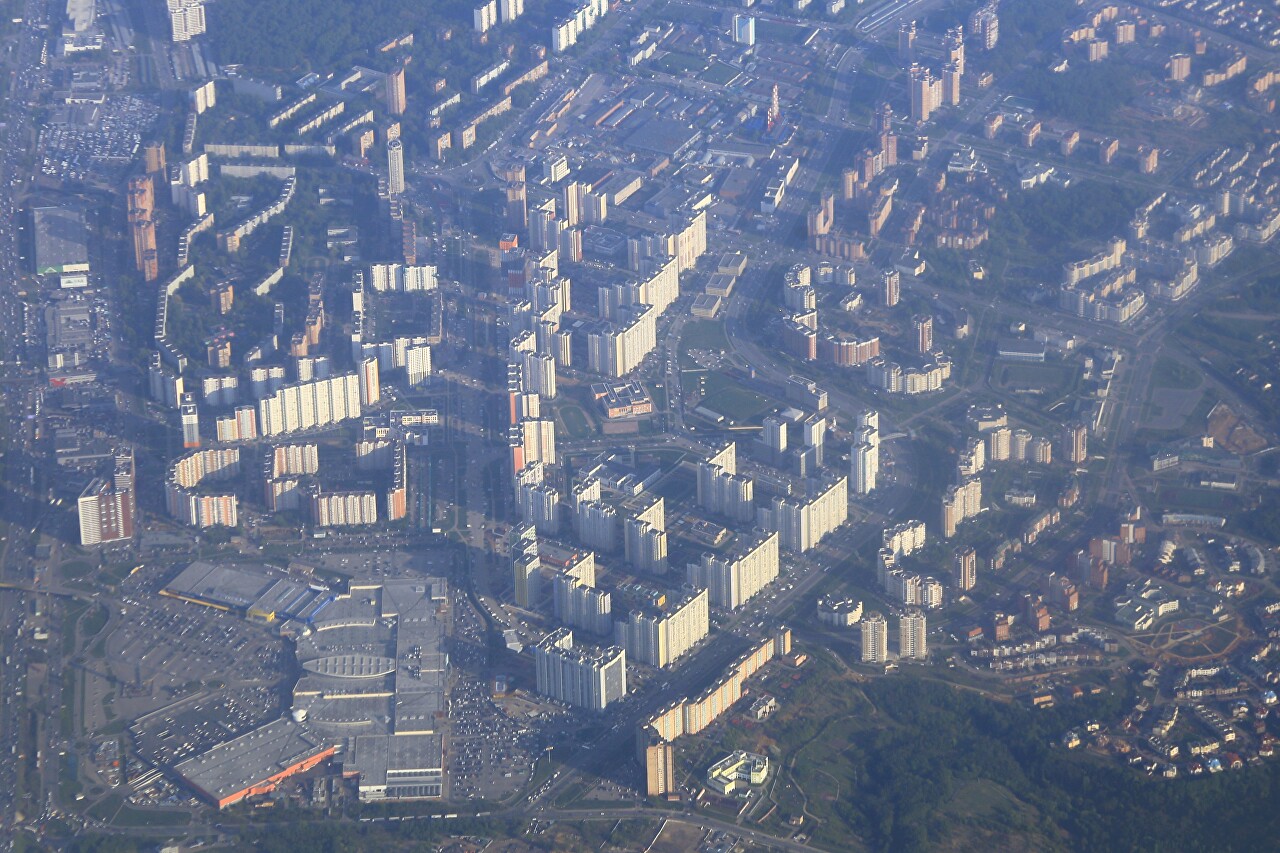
[[533, 629, 626, 711], [258, 373, 363, 437], [899, 609, 927, 660], [852, 441, 879, 495], [552, 573, 612, 635], [624, 497, 668, 574], [686, 530, 780, 610], [697, 442, 755, 523], [167, 0, 206, 42], [576, 500, 619, 552], [861, 612, 888, 663], [768, 476, 848, 553], [180, 392, 201, 448], [615, 588, 709, 668], [519, 482, 561, 534], [387, 139, 405, 195]]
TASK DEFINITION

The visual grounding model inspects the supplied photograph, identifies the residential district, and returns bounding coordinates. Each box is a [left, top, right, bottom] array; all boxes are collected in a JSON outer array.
[[1, 0, 1280, 848]]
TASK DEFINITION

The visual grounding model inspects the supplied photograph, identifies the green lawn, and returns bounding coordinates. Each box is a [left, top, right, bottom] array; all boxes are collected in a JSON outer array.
[[111, 806, 191, 828], [697, 372, 774, 424], [81, 604, 109, 639], [994, 361, 1077, 395], [557, 404, 593, 440], [681, 319, 730, 353], [59, 559, 93, 579], [1150, 356, 1202, 391], [756, 20, 816, 44], [655, 52, 707, 75], [701, 61, 741, 86]]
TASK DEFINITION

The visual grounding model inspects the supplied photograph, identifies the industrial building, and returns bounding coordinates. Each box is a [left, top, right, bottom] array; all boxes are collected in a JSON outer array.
[[173, 718, 335, 809], [31, 205, 91, 287]]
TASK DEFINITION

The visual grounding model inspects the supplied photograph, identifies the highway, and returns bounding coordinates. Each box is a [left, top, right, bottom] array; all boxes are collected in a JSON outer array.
[[0, 0, 56, 834]]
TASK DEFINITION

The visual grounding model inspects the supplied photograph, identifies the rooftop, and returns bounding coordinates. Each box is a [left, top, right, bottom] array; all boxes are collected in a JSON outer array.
[[173, 718, 333, 806]]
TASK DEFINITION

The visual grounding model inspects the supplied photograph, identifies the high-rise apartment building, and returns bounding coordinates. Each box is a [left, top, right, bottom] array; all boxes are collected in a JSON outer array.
[[474, 0, 497, 32], [697, 442, 755, 523], [941, 477, 982, 538], [912, 314, 933, 352], [767, 476, 848, 553], [358, 357, 381, 408], [898, 20, 915, 63], [498, 0, 524, 22], [521, 351, 557, 399], [943, 26, 965, 76], [861, 612, 888, 663], [553, 572, 613, 635], [405, 344, 432, 387], [519, 482, 561, 534], [586, 305, 657, 378], [167, 0, 205, 42], [533, 629, 626, 711], [78, 450, 136, 546], [258, 373, 363, 437], [385, 66, 407, 116], [615, 588, 709, 668], [732, 14, 756, 46], [576, 500, 619, 552], [882, 268, 900, 306], [687, 530, 780, 610], [1138, 145, 1159, 175], [987, 426, 1012, 461], [624, 496, 668, 574], [511, 524, 541, 608], [510, 417, 556, 469], [852, 441, 879, 496], [309, 489, 379, 527], [1064, 422, 1088, 464], [954, 546, 977, 591], [387, 139, 405, 195], [166, 448, 240, 528], [899, 609, 927, 660], [969, 2, 999, 51], [943, 63, 961, 106], [180, 392, 201, 448], [909, 64, 943, 124]]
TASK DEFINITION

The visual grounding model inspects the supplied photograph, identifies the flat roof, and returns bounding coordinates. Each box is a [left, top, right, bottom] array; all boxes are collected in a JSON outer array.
[[32, 206, 90, 276], [623, 117, 702, 158], [164, 560, 326, 620], [174, 718, 332, 806], [345, 733, 443, 790], [291, 578, 449, 797]]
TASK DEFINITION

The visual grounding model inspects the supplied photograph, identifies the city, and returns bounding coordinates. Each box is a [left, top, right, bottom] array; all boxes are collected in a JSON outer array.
[[1, 0, 1280, 850]]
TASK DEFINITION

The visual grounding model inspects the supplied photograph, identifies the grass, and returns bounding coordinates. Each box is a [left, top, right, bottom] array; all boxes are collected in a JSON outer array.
[[1152, 485, 1240, 514], [101, 561, 138, 584], [1150, 357, 1202, 391], [81, 604, 109, 639], [111, 806, 191, 827], [654, 52, 707, 75], [59, 559, 94, 579], [86, 792, 123, 822], [62, 600, 88, 657], [58, 753, 81, 806], [756, 19, 816, 44], [994, 362, 1077, 395], [681, 319, 731, 353], [558, 404, 593, 440], [702, 61, 741, 86], [696, 372, 774, 424]]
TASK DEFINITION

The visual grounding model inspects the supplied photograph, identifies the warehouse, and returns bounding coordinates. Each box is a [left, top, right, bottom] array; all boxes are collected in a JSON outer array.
[[173, 718, 335, 809], [31, 205, 91, 285]]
